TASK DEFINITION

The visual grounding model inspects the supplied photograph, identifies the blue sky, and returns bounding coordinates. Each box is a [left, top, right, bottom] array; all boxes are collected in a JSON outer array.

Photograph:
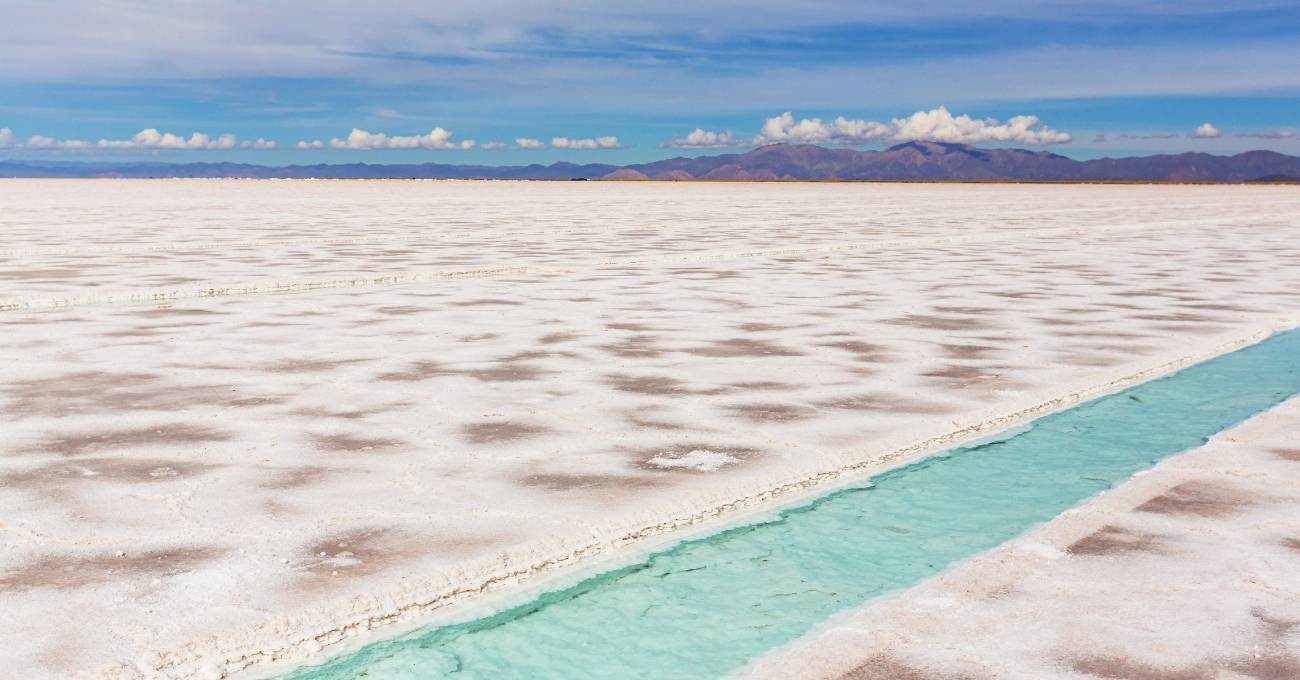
[[2, 1, 1298, 164]]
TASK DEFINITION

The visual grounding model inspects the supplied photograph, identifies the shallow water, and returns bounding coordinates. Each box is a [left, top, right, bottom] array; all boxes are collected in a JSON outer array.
[[284, 329, 1300, 680]]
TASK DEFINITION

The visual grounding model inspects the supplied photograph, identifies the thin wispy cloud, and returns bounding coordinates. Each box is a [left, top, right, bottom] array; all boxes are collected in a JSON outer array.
[[1118, 132, 1181, 140], [2, 2, 1294, 83], [1238, 130, 1296, 139]]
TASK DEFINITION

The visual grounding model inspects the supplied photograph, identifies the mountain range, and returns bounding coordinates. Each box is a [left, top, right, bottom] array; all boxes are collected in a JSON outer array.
[[3, 142, 1299, 182]]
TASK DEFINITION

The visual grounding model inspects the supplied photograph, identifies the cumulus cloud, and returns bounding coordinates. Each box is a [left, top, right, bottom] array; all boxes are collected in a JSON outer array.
[[480, 141, 508, 150], [96, 129, 238, 149], [514, 137, 545, 150], [756, 112, 886, 145], [664, 108, 1072, 149], [551, 136, 621, 149], [1192, 122, 1221, 138], [240, 138, 277, 149], [661, 128, 745, 149], [895, 108, 1072, 144], [0, 127, 14, 147], [297, 127, 474, 150], [753, 107, 1072, 146]]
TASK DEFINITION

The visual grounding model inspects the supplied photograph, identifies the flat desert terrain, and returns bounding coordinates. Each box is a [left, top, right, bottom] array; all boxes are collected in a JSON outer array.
[[2, 181, 1299, 678]]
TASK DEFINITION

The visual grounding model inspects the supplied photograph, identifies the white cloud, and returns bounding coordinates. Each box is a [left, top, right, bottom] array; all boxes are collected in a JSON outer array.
[[299, 127, 474, 150], [514, 137, 545, 150], [663, 107, 1071, 149], [7, 132, 92, 149], [23, 135, 81, 149], [756, 112, 889, 145], [1193, 122, 1221, 138], [95, 129, 238, 150], [894, 108, 1072, 144], [662, 128, 745, 149], [754, 107, 1071, 146], [480, 141, 508, 150], [551, 135, 621, 150], [0, 127, 273, 151]]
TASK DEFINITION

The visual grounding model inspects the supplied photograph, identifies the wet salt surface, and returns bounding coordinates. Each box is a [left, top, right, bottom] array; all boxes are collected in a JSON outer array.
[[280, 329, 1300, 679], [2, 181, 1300, 678]]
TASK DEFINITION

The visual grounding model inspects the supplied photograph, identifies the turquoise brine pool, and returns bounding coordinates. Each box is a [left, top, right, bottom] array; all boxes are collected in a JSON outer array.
[[284, 329, 1300, 680]]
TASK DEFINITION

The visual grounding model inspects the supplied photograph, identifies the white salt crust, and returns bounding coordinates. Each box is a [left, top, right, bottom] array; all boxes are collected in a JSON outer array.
[[1, 181, 1299, 679]]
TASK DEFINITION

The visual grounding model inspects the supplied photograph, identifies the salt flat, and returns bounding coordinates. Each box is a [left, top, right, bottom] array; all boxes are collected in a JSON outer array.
[[2, 181, 1299, 679]]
